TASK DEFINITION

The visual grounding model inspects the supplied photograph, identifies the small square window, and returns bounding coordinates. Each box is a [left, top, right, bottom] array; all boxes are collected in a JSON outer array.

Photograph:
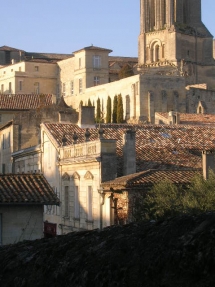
[[94, 76, 100, 86], [35, 66, 39, 71]]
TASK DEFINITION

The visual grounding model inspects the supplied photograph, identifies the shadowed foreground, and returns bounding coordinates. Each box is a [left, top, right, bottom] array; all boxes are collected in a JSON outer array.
[[1, 213, 215, 287]]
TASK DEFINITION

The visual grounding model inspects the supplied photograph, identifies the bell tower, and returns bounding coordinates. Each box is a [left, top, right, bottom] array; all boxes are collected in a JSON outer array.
[[138, 0, 215, 87]]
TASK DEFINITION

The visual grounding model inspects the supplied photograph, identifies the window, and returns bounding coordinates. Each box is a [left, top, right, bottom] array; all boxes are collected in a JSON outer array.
[[19, 81, 22, 91], [79, 58, 82, 69], [74, 186, 80, 218], [87, 186, 93, 221], [19, 67, 21, 71], [62, 83, 66, 97], [35, 66, 39, 72], [34, 82, 39, 94], [1, 84, 4, 94], [8, 132, 10, 148], [71, 81, 74, 95], [2, 164, 5, 174], [94, 76, 100, 86], [79, 79, 82, 94], [64, 186, 69, 217], [2, 134, 5, 149], [9, 82, 12, 93], [93, 55, 101, 68], [3, 71, 6, 75], [11, 69, 13, 72]]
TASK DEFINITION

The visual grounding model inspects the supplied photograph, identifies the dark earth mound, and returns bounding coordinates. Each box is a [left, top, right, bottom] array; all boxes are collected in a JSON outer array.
[[1, 213, 215, 287]]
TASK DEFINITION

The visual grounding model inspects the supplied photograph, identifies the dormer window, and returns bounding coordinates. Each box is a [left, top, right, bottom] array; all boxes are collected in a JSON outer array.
[[93, 55, 101, 69]]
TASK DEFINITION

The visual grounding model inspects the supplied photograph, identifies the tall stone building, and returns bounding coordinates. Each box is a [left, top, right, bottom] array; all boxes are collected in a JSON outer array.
[[138, 0, 215, 88]]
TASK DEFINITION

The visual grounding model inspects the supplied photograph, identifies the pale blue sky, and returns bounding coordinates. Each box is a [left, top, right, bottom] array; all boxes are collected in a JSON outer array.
[[1, 0, 214, 57]]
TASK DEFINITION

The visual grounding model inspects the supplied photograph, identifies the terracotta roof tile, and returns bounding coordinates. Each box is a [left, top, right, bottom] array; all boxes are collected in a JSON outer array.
[[157, 112, 215, 126], [0, 94, 53, 110], [101, 169, 201, 190], [43, 123, 215, 176], [0, 174, 59, 205]]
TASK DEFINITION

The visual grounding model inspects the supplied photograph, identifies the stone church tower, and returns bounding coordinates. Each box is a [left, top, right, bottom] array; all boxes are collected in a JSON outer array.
[[138, 0, 215, 88]]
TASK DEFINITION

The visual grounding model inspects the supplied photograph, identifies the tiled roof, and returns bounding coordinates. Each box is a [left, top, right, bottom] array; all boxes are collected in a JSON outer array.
[[43, 123, 215, 176], [0, 46, 24, 52], [101, 169, 201, 191], [156, 112, 215, 126], [0, 94, 53, 110], [109, 56, 138, 62], [25, 52, 72, 61], [0, 174, 59, 205]]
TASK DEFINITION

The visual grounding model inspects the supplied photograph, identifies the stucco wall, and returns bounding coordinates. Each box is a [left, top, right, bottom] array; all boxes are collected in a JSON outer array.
[[0, 205, 43, 245]]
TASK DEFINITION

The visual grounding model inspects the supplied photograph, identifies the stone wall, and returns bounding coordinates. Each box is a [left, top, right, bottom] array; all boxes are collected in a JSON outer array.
[[186, 87, 215, 114]]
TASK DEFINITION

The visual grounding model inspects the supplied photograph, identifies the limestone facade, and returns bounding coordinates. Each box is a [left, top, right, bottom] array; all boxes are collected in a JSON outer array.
[[0, 1, 215, 124], [138, 0, 215, 89], [0, 61, 57, 95]]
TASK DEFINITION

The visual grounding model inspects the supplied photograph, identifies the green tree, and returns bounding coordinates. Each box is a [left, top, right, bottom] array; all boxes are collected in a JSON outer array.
[[112, 95, 118, 123], [183, 171, 215, 214], [141, 180, 184, 221], [88, 99, 92, 106], [134, 171, 215, 221], [117, 94, 124, 123], [118, 64, 134, 80], [96, 98, 101, 123], [106, 96, 112, 123]]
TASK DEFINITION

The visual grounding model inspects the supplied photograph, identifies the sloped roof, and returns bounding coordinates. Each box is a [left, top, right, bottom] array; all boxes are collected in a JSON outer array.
[[0, 94, 53, 110], [43, 123, 215, 176], [0, 174, 59, 205], [0, 46, 24, 52], [25, 52, 72, 61], [73, 45, 112, 54], [101, 169, 201, 191], [157, 112, 215, 126]]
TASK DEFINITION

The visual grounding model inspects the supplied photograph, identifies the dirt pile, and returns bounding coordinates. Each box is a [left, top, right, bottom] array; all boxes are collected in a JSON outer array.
[[1, 213, 215, 286]]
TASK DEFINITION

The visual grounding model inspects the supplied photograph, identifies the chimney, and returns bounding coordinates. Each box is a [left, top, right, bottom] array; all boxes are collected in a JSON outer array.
[[123, 129, 136, 176], [202, 150, 215, 179], [78, 106, 95, 128], [168, 111, 180, 125]]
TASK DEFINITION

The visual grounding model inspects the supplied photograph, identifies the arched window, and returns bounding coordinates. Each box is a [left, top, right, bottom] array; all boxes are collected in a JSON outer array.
[[155, 45, 160, 62], [162, 44, 165, 58]]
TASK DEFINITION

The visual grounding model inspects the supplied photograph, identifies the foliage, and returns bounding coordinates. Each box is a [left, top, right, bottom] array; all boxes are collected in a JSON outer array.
[[88, 99, 92, 106], [106, 96, 112, 123], [117, 94, 124, 123], [112, 95, 118, 123], [96, 98, 101, 123], [118, 64, 134, 80], [133, 171, 215, 221]]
